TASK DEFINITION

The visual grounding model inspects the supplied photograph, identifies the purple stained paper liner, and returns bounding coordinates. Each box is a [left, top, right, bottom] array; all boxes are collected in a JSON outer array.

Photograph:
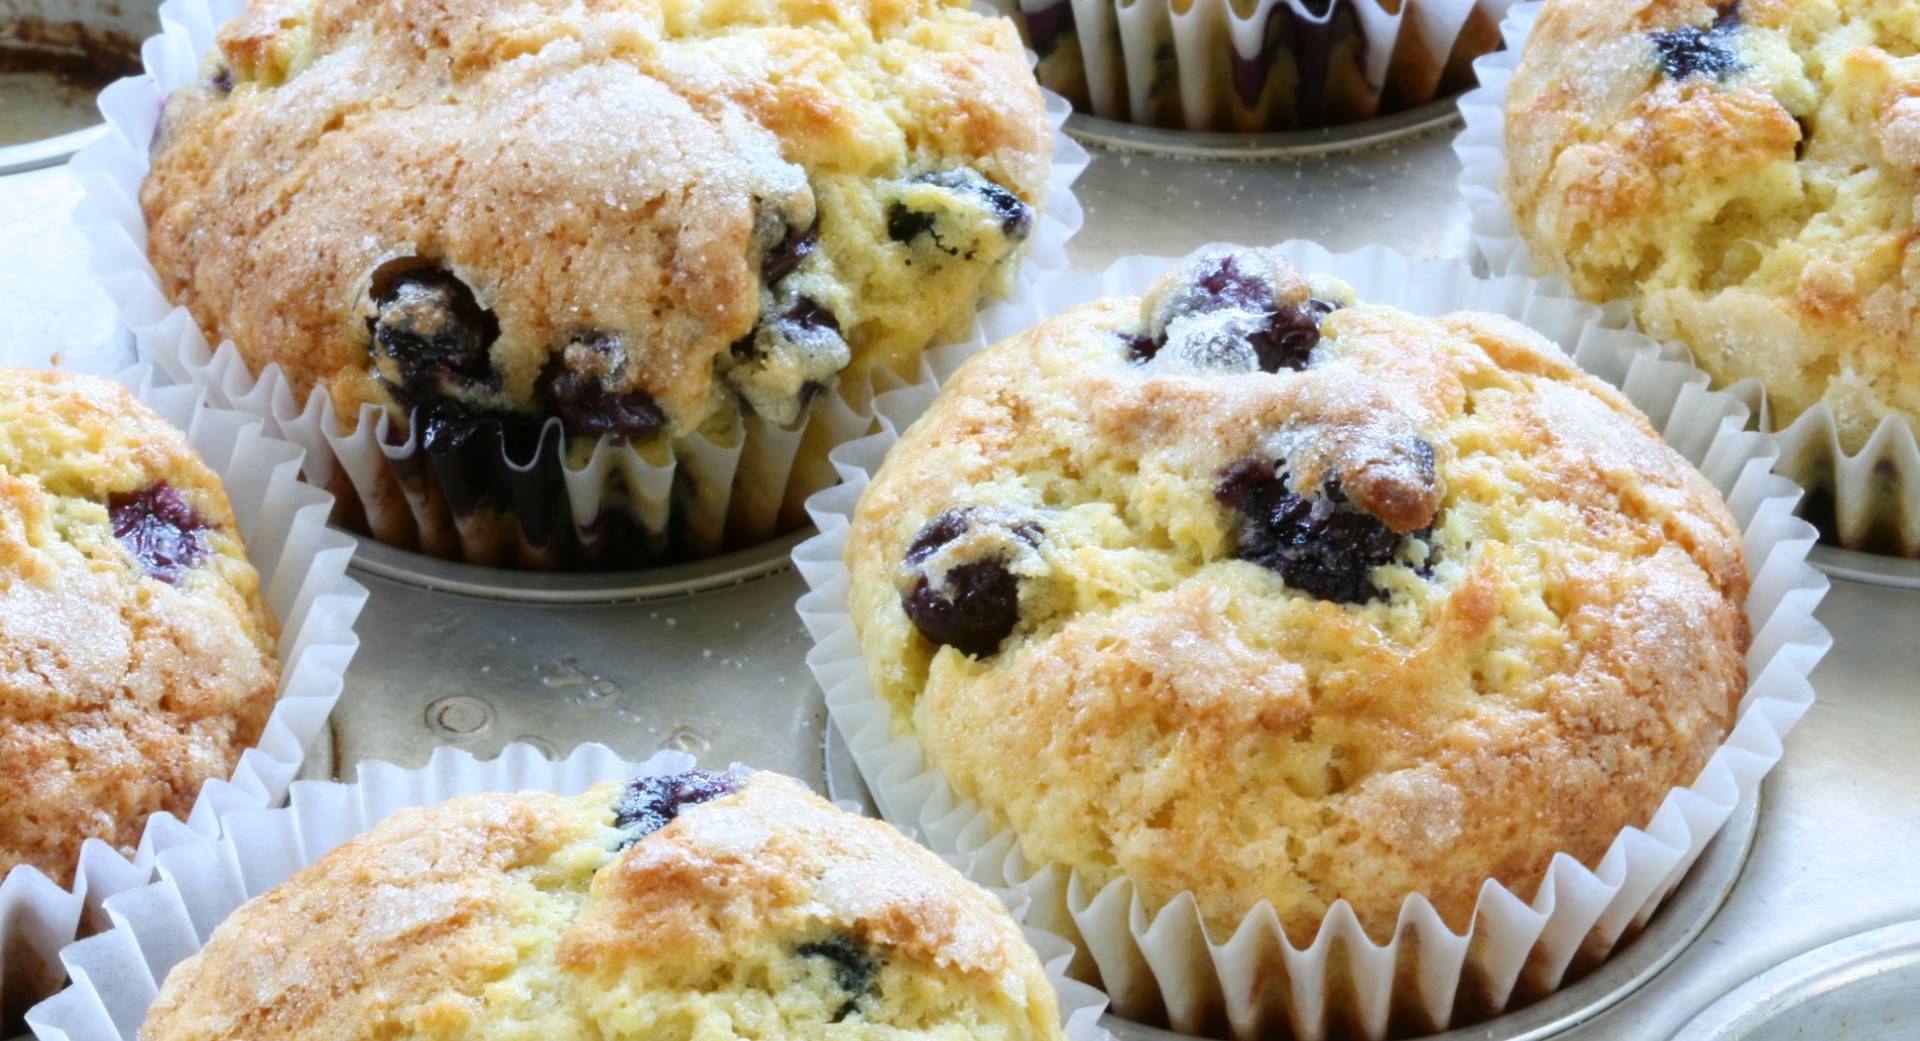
[[1006, 0, 1515, 132]]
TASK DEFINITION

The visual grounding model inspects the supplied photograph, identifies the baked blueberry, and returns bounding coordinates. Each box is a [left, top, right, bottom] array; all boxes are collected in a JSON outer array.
[[109, 482, 210, 584], [1122, 331, 1161, 363], [920, 169, 1034, 239], [899, 508, 1041, 657], [887, 169, 1034, 256], [1650, 5, 1743, 81], [1214, 459, 1425, 604], [368, 264, 498, 392], [1246, 297, 1338, 373], [210, 66, 234, 93], [1138, 252, 1343, 373], [796, 935, 882, 1022], [725, 296, 851, 426], [762, 219, 818, 286], [886, 205, 939, 245], [539, 333, 666, 441], [613, 769, 740, 848]]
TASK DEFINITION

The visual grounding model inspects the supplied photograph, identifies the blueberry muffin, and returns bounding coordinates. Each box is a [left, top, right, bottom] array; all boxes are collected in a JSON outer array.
[[1504, 0, 1920, 452], [843, 247, 1750, 941], [141, 0, 1053, 557], [139, 770, 1068, 1041], [0, 369, 280, 886]]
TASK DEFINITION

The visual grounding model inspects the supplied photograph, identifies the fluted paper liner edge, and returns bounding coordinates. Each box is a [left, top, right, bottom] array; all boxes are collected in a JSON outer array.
[[791, 242, 1831, 1040], [70, 0, 1089, 568], [0, 347, 368, 1027]]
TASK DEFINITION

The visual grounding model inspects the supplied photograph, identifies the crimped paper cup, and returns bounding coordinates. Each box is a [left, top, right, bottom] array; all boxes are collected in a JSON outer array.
[[70, 0, 1089, 570], [22, 743, 1114, 1041], [999, 0, 1514, 131], [0, 349, 367, 1029], [793, 242, 1832, 1040], [1454, 1, 1920, 557]]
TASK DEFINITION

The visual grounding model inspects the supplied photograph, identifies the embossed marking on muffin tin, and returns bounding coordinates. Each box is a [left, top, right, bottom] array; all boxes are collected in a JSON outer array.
[[1668, 919, 1920, 1041], [824, 721, 1762, 1041], [327, 532, 833, 793], [1063, 95, 1463, 161]]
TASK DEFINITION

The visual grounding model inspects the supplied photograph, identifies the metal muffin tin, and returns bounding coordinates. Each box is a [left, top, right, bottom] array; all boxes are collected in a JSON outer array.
[[5, 41, 1920, 1040]]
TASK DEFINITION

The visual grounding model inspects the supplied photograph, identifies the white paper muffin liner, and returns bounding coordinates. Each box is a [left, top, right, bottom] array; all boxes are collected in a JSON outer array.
[[791, 242, 1833, 1040], [1454, 1, 1920, 557], [21, 743, 1114, 1041], [0, 348, 368, 1028], [997, 0, 1516, 132], [69, 0, 1089, 570]]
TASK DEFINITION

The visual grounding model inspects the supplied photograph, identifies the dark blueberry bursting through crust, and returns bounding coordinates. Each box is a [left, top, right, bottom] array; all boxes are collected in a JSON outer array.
[[369, 265, 499, 390], [1122, 331, 1161, 363], [886, 205, 939, 245], [900, 508, 1041, 657], [1246, 297, 1340, 373], [1130, 252, 1343, 371], [1651, 5, 1743, 81], [1190, 254, 1271, 312], [797, 935, 883, 1022], [612, 769, 739, 849], [539, 334, 666, 441], [109, 482, 210, 583], [210, 66, 233, 93], [1214, 460, 1425, 604], [763, 220, 818, 286]]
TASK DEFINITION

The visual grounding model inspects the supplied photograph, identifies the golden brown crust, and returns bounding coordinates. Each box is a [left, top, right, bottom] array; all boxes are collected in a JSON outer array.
[[1504, 0, 1920, 450], [142, 0, 1053, 442], [843, 251, 1749, 942], [140, 772, 1065, 1041], [0, 369, 280, 886]]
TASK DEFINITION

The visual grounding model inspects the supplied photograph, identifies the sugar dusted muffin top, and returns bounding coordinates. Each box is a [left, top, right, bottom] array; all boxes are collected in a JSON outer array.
[[844, 247, 1750, 941], [1504, 0, 1920, 450], [140, 770, 1066, 1041], [141, 0, 1053, 455], [0, 369, 279, 886]]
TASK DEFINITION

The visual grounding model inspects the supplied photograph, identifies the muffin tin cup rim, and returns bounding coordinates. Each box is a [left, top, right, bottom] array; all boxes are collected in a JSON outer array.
[[1450, 0, 1920, 559], [73, 0, 1091, 570], [790, 241, 1832, 1040], [0, 353, 369, 1028], [345, 526, 807, 603], [1061, 95, 1463, 160], [1667, 917, 1920, 1041], [21, 742, 1117, 1041]]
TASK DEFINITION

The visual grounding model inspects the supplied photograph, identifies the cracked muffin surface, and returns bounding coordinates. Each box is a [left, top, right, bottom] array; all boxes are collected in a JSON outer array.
[[141, 0, 1052, 451], [0, 369, 279, 886], [1504, 0, 1920, 451], [843, 247, 1751, 942], [138, 771, 1067, 1041]]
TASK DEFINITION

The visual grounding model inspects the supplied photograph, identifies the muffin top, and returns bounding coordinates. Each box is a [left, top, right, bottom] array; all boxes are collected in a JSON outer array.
[[0, 369, 279, 886], [140, 770, 1066, 1041], [843, 247, 1750, 941], [142, 0, 1052, 451], [1504, 0, 1920, 451]]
